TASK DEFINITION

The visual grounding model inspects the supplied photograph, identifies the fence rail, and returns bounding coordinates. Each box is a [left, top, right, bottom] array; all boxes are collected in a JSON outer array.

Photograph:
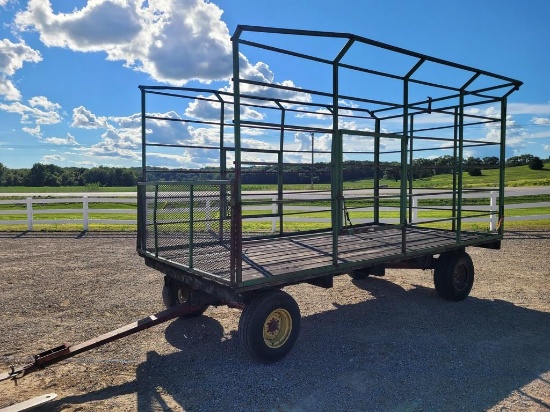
[[0, 193, 548, 231]]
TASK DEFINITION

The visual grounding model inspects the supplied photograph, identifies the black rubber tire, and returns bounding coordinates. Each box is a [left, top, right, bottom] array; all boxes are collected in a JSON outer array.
[[239, 289, 301, 364], [162, 277, 209, 318], [434, 251, 475, 301], [349, 269, 370, 280]]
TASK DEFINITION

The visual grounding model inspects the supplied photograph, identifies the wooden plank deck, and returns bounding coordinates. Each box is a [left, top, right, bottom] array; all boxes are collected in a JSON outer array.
[[150, 225, 495, 286], [239, 226, 489, 282]]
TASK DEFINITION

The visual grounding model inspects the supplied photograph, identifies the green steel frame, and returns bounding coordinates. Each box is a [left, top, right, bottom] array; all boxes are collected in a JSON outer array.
[[137, 25, 522, 293]]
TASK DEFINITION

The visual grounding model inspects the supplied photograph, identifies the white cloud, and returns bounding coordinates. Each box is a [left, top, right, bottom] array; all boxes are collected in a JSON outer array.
[[0, 79, 21, 101], [184, 94, 265, 122], [0, 38, 42, 101], [15, 0, 233, 85], [71, 106, 109, 128], [41, 154, 65, 162], [508, 102, 550, 115], [481, 113, 527, 147], [28, 95, 61, 110], [295, 107, 332, 120], [531, 117, 550, 125], [42, 132, 79, 145], [531, 130, 550, 139], [110, 111, 194, 146], [76, 137, 140, 161], [22, 124, 41, 137], [544, 145, 550, 151], [0, 97, 62, 124]]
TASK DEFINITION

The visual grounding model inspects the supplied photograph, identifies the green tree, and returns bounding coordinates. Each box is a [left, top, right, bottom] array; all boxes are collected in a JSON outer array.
[[29, 163, 46, 186], [0, 162, 5, 185], [528, 156, 544, 170], [482, 156, 499, 167]]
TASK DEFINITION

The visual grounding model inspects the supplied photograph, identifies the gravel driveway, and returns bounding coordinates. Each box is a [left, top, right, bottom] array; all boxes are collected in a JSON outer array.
[[0, 230, 549, 411]]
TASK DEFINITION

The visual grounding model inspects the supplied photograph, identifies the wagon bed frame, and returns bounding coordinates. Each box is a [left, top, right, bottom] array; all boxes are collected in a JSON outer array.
[[137, 25, 521, 302]]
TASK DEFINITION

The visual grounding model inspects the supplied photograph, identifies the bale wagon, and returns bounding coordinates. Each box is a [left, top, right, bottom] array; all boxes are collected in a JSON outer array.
[[1, 25, 522, 393]]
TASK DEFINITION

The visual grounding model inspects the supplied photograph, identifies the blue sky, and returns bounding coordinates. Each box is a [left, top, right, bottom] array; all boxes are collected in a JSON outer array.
[[0, 0, 549, 169]]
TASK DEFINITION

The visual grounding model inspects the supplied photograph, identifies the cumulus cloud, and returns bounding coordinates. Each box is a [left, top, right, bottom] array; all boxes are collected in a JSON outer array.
[[481, 113, 528, 148], [15, 0, 314, 102], [0, 38, 42, 100], [15, 0, 233, 85], [184, 94, 265, 122], [531, 117, 550, 125], [76, 137, 140, 161], [22, 124, 41, 137], [28, 95, 61, 110], [110, 111, 195, 145], [0, 96, 62, 124], [71, 106, 109, 128], [508, 102, 550, 115], [544, 145, 550, 151], [41, 154, 65, 162], [42, 132, 79, 145]]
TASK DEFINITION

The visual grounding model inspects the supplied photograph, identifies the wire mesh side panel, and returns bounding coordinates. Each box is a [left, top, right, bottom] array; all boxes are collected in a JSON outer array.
[[140, 182, 232, 282]]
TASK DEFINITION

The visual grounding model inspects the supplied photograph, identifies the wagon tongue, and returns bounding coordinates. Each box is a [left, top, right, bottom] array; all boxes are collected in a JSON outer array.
[[1, 303, 196, 383]]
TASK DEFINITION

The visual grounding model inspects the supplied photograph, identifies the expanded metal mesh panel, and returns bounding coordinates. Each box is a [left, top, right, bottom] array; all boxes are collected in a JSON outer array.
[[141, 183, 232, 281]]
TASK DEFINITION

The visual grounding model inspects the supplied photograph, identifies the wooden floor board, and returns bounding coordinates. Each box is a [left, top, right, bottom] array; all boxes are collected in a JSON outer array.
[[153, 225, 495, 285]]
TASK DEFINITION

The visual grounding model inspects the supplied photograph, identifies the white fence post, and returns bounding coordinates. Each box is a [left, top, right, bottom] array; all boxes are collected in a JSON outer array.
[[26, 197, 33, 231], [490, 191, 497, 231], [412, 197, 418, 224], [83, 196, 89, 231], [272, 196, 277, 233]]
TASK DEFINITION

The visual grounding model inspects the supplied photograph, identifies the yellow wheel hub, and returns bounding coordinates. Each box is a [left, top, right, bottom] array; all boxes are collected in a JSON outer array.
[[263, 309, 292, 348]]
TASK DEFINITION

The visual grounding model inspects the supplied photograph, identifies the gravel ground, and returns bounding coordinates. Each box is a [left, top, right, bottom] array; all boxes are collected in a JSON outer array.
[[0, 230, 549, 411]]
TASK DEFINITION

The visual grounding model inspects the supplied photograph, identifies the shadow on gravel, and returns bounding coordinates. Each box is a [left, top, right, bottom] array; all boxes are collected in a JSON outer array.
[[504, 230, 550, 240], [41, 278, 550, 411]]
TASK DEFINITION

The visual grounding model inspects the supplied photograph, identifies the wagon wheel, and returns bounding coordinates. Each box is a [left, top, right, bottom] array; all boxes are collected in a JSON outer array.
[[162, 276, 209, 318], [434, 251, 475, 301], [349, 269, 370, 280], [239, 289, 300, 364]]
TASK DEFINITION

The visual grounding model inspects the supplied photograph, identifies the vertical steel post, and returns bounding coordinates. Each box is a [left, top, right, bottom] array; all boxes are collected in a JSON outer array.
[[189, 185, 194, 269], [401, 79, 409, 254], [331, 64, 341, 265], [374, 119, 380, 224], [331, 38, 354, 266], [399, 59, 424, 254], [276, 102, 285, 235], [140, 87, 147, 182], [408, 114, 414, 225], [456, 92, 465, 242], [231, 33, 243, 283], [218, 95, 226, 241], [138, 87, 147, 251], [310, 132, 315, 189], [452, 107, 458, 232], [153, 185, 159, 258], [499, 98, 507, 236]]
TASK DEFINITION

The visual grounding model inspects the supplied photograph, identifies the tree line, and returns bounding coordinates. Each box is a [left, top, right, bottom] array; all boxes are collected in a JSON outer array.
[[0, 154, 545, 187], [0, 163, 139, 187]]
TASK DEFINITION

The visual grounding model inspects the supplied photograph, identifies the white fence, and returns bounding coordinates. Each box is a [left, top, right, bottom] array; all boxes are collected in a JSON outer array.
[[0, 196, 136, 230], [0, 193, 548, 231]]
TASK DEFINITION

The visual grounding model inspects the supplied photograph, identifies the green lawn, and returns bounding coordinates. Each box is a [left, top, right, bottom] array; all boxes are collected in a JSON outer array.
[[0, 164, 548, 231]]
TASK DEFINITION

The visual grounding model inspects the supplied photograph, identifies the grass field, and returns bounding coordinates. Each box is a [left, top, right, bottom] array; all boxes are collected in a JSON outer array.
[[0, 164, 549, 194], [0, 164, 548, 231]]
